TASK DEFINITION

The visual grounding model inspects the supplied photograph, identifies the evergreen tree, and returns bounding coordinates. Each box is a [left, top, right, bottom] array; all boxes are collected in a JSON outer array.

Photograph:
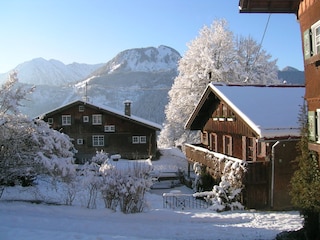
[[290, 100, 320, 239]]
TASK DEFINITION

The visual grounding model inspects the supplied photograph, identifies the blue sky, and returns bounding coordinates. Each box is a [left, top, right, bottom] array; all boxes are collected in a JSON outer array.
[[0, 0, 303, 73]]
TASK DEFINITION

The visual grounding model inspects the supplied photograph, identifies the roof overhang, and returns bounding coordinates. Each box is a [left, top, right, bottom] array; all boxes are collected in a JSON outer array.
[[239, 0, 300, 14]]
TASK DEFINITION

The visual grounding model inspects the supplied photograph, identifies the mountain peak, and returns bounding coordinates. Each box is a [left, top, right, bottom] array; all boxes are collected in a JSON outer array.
[[282, 66, 300, 72], [0, 58, 103, 86], [93, 46, 181, 76]]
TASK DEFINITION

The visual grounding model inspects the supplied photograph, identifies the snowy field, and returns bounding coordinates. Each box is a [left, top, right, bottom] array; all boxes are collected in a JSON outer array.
[[0, 148, 303, 240]]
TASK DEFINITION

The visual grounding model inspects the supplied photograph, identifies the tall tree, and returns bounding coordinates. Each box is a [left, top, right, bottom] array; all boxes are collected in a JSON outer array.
[[234, 36, 279, 84], [158, 19, 280, 147]]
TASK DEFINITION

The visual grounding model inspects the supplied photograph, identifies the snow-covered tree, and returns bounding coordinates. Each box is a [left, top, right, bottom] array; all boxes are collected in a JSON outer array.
[[0, 72, 76, 188], [158, 19, 280, 147], [0, 72, 36, 186], [32, 119, 76, 183], [233, 36, 279, 84]]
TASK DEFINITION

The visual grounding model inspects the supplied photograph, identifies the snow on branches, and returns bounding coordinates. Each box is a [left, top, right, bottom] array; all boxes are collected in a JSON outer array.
[[193, 154, 247, 212], [0, 72, 76, 187], [159, 19, 280, 148]]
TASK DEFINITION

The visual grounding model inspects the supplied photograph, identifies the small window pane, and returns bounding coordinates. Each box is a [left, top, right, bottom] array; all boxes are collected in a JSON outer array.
[[92, 135, 104, 146], [104, 125, 115, 132], [140, 136, 146, 143], [62, 115, 71, 126], [83, 116, 89, 123], [132, 136, 139, 144], [79, 105, 85, 112], [92, 114, 102, 125]]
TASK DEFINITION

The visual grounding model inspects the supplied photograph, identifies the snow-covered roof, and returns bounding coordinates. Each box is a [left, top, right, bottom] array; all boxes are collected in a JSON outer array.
[[39, 99, 162, 130], [186, 83, 305, 138]]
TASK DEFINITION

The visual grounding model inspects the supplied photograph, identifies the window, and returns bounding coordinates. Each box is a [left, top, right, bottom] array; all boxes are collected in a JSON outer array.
[[77, 139, 83, 145], [201, 131, 208, 145], [257, 141, 266, 157], [246, 137, 256, 161], [92, 114, 102, 125], [62, 115, 71, 126], [132, 136, 140, 144], [132, 136, 147, 144], [104, 125, 115, 132], [79, 105, 85, 112], [209, 133, 217, 152], [312, 20, 320, 56], [304, 29, 312, 59], [48, 118, 53, 124], [83, 116, 89, 123], [223, 135, 232, 155], [223, 104, 228, 117], [140, 136, 146, 144], [92, 135, 104, 146]]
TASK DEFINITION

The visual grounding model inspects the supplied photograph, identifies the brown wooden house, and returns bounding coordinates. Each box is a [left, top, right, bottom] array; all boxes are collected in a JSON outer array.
[[239, 0, 320, 163], [184, 83, 305, 210], [40, 100, 161, 163]]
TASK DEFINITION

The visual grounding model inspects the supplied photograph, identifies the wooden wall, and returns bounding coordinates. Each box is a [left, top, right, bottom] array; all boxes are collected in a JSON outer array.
[[43, 102, 158, 162]]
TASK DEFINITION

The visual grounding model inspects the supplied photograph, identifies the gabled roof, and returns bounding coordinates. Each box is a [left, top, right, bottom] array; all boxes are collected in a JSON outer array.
[[185, 83, 305, 138], [39, 100, 161, 131], [239, 0, 301, 14]]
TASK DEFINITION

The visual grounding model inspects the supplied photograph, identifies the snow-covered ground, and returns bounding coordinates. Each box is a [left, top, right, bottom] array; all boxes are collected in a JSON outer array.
[[0, 148, 303, 240]]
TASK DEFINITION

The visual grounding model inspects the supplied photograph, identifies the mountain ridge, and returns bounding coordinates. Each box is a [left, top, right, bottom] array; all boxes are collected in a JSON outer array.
[[0, 46, 305, 125]]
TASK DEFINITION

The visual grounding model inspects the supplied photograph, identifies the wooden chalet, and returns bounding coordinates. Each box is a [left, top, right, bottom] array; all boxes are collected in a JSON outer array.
[[239, 0, 320, 163], [185, 83, 305, 210], [40, 100, 161, 163]]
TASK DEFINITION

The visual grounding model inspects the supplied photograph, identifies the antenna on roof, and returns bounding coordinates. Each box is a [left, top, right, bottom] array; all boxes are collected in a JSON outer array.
[[82, 82, 89, 103]]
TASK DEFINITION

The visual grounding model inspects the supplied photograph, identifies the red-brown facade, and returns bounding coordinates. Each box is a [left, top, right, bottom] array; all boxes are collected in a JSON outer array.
[[239, 0, 320, 160], [41, 100, 160, 163]]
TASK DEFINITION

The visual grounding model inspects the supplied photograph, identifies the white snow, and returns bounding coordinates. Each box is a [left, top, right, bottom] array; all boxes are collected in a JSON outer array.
[[0, 148, 303, 240], [211, 84, 304, 138]]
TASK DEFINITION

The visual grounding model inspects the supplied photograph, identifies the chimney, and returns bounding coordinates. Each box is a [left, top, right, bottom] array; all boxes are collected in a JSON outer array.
[[124, 100, 132, 116]]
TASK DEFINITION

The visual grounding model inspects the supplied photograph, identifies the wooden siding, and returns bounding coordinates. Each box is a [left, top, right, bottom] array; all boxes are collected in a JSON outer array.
[[185, 140, 299, 210], [299, 0, 320, 109], [43, 101, 158, 162], [298, 0, 320, 155], [201, 101, 259, 160]]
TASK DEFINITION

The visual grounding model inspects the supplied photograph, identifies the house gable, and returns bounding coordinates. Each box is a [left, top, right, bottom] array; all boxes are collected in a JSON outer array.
[[40, 100, 160, 161], [186, 83, 304, 139]]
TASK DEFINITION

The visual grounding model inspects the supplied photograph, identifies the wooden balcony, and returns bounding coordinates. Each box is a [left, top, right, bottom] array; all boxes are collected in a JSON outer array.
[[185, 143, 270, 209]]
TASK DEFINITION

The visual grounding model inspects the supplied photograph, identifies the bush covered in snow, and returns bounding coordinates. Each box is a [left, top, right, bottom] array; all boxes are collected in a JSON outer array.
[[100, 158, 153, 213], [193, 157, 247, 212]]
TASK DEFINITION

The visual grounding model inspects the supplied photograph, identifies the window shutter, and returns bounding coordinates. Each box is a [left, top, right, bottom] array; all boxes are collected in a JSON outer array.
[[309, 111, 316, 141], [303, 29, 312, 59], [317, 110, 320, 143]]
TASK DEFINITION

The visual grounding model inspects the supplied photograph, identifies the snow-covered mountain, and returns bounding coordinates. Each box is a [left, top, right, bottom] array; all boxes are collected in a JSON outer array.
[[4, 46, 303, 125], [0, 58, 103, 86], [278, 66, 305, 85], [92, 45, 180, 75], [19, 46, 181, 124]]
